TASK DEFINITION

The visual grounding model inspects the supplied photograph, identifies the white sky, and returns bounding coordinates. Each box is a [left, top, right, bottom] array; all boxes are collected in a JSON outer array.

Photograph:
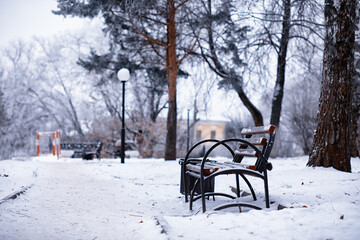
[[0, 0, 86, 45], [0, 0, 239, 122]]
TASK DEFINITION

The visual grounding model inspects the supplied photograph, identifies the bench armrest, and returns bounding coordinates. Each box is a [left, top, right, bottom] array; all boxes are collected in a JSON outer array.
[[199, 138, 269, 175]]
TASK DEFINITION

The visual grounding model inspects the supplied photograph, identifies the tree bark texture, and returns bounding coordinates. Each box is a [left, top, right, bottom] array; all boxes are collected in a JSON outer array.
[[351, 78, 359, 156], [165, 0, 178, 160], [308, 0, 357, 172], [351, 20, 360, 157], [270, 0, 291, 127]]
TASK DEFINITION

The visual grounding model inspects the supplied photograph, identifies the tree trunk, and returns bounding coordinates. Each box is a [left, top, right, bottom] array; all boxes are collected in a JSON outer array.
[[231, 79, 263, 126], [308, 0, 357, 172], [354, 16, 360, 157], [351, 25, 360, 157], [165, 0, 178, 160], [351, 80, 359, 157], [270, 0, 291, 127], [204, 0, 263, 127]]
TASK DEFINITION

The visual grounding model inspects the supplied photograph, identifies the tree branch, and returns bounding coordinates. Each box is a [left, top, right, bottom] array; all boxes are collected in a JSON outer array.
[[177, 35, 199, 66], [129, 19, 168, 47], [175, 0, 192, 12]]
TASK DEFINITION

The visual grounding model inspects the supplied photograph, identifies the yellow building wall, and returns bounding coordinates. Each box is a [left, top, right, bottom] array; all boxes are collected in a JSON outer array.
[[193, 121, 227, 142]]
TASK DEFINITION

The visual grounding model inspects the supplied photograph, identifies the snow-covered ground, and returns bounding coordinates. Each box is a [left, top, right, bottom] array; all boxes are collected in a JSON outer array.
[[0, 156, 359, 240]]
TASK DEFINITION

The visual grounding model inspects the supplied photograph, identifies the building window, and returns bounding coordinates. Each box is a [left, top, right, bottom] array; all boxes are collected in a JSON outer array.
[[196, 130, 202, 142], [211, 130, 216, 139]]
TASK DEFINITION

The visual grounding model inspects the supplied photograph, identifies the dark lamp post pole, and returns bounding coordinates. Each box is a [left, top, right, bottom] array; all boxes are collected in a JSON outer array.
[[187, 109, 190, 153], [117, 68, 130, 164]]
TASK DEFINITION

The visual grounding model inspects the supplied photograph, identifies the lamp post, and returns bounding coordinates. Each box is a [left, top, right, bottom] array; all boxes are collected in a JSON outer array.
[[187, 109, 190, 152], [117, 68, 130, 164]]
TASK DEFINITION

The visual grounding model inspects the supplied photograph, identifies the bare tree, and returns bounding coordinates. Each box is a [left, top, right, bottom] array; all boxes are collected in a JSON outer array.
[[0, 41, 44, 158], [242, 0, 324, 127], [177, 62, 216, 155], [127, 67, 169, 157], [284, 74, 320, 154], [195, 0, 264, 126], [0, 76, 10, 159], [308, 0, 358, 172], [0, 31, 106, 158], [0, 69, 7, 132], [29, 36, 93, 139]]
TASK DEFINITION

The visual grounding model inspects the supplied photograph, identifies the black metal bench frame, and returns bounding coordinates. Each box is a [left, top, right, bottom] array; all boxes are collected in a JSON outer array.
[[182, 125, 276, 212], [60, 142, 102, 160]]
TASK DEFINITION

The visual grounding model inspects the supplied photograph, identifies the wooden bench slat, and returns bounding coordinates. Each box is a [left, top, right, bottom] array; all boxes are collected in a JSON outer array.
[[241, 125, 276, 135], [186, 164, 219, 175], [223, 161, 257, 170], [234, 149, 258, 157], [186, 161, 257, 175], [239, 137, 267, 146]]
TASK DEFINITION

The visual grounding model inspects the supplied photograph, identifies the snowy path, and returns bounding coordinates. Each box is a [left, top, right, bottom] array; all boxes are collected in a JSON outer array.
[[1, 156, 360, 240], [0, 158, 185, 239]]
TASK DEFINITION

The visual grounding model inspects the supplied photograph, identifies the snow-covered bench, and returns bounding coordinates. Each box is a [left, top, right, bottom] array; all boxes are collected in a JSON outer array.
[[60, 142, 102, 160], [182, 125, 276, 212]]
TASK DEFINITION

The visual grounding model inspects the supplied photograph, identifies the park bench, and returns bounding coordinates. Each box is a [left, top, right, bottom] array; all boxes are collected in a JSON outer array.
[[60, 142, 102, 160], [181, 125, 276, 212]]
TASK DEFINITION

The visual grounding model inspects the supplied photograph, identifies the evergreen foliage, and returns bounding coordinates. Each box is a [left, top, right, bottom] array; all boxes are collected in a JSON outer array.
[[54, 0, 199, 159]]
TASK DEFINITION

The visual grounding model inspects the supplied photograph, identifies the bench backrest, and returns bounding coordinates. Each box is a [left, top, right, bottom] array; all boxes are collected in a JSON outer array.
[[61, 142, 102, 151], [233, 125, 276, 172]]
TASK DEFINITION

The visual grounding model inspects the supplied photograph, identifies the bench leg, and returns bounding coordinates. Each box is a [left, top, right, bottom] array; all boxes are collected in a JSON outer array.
[[189, 179, 200, 211], [183, 171, 188, 203], [264, 171, 270, 208], [200, 177, 207, 213], [235, 174, 240, 198]]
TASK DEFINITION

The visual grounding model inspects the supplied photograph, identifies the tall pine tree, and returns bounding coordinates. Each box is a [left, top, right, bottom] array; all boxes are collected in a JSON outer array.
[[54, 0, 199, 160]]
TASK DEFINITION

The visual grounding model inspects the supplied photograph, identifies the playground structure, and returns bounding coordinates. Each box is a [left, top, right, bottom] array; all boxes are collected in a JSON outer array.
[[36, 130, 61, 159]]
